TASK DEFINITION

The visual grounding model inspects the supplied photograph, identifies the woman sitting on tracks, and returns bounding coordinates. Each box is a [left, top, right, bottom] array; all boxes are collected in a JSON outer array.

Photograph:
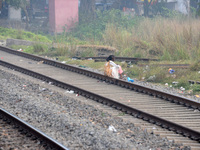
[[104, 55, 123, 79]]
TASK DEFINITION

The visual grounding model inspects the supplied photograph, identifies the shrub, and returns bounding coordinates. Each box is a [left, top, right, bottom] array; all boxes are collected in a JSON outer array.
[[32, 43, 47, 53], [192, 84, 200, 94]]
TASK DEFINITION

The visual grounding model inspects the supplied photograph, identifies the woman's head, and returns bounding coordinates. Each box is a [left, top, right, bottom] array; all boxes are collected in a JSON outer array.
[[106, 55, 115, 62]]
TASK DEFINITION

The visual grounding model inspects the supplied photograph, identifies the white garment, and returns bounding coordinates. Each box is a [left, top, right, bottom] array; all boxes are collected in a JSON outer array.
[[109, 61, 120, 79]]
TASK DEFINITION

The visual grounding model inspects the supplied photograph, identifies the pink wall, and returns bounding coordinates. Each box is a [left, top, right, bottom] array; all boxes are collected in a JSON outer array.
[[49, 0, 79, 33]]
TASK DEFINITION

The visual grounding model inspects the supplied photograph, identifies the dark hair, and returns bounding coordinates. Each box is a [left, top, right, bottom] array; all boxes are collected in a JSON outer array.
[[106, 55, 115, 62]]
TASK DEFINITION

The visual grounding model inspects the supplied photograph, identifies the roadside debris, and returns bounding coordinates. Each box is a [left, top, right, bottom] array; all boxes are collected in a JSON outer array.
[[180, 87, 185, 91], [17, 48, 23, 51], [168, 68, 175, 74], [65, 90, 74, 94], [147, 75, 156, 82], [79, 65, 86, 68], [172, 81, 178, 85], [127, 77, 134, 82], [37, 61, 44, 64], [108, 125, 117, 132]]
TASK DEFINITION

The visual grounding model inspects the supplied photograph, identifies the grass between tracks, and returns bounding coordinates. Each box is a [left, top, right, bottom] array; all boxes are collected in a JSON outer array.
[[1, 13, 200, 95]]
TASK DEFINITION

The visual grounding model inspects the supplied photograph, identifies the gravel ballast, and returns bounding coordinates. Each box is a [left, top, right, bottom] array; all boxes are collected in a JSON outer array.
[[0, 67, 191, 150]]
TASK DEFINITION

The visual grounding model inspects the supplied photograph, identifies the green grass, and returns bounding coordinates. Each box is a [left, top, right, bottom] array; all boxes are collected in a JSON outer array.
[[0, 27, 51, 43], [1, 13, 200, 96]]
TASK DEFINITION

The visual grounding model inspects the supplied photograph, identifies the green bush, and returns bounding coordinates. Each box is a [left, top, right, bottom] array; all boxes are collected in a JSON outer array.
[[32, 43, 48, 53], [69, 9, 139, 40], [0, 27, 51, 43], [192, 84, 200, 94]]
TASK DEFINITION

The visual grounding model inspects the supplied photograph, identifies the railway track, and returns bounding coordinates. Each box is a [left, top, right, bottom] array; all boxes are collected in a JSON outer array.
[[72, 56, 158, 63], [0, 46, 200, 149], [0, 107, 68, 150], [74, 56, 190, 69]]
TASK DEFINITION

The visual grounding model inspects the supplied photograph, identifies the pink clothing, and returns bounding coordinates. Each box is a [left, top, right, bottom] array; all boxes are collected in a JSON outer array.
[[118, 66, 123, 74]]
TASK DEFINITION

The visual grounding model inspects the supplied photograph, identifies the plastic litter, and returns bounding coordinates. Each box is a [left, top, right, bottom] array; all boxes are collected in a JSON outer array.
[[65, 90, 74, 94], [42, 88, 46, 91], [79, 65, 86, 68], [127, 77, 134, 82], [180, 87, 185, 91], [17, 48, 23, 51], [168, 68, 175, 74], [108, 125, 117, 132], [172, 81, 178, 85]]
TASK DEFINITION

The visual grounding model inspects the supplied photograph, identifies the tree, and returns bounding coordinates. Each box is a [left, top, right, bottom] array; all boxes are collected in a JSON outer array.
[[5, 0, 30, 27], [144, 0, 159, 17], [79, 0, 95, 23]]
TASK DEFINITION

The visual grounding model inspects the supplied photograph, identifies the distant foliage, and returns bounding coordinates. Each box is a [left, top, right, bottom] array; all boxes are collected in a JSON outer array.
[[0, 27, 51, 43], [69, 9, 139, 40]]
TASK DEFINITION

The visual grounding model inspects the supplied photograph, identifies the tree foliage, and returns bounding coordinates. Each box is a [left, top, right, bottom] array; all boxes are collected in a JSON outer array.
[[79, 0, 95, 23], [5, 0, 30, 26]]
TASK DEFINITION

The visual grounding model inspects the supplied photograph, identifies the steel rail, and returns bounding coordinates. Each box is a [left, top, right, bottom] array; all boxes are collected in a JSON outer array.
[[72, 56, 158, 62], [0, 106, 68, 150], [0, 60, 200, 142], [0, 46, 199, 110]]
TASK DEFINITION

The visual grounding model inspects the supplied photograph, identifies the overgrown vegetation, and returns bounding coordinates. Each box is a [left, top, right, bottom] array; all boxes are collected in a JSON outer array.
[[0, 27, 51, 42], [1, 7, 200, 95]]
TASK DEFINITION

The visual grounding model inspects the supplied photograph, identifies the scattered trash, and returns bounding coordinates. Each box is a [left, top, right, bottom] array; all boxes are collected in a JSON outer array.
[[49, 82, 53, 85], [17, 48, 23, 51], [168, 68, 175, 74], [72, 57, 79, 60], [152, 127, 156, 130], [79, 65, 86, 68], [65, 90, 74, 94], [198, 71, 200, 74], [172, 81, 178, 85], [147, 75, 156, 82], [76, 94, 79, 97], [180, 87, 185, 91], [127, 77, 134, 82], [88, 58, 93, 60], [42, 88, 46, 91], [108, 125, 117, 132], [169, 85, 172, 87], [165, 83, 168, 86], [37, 61, 44, 64], [195, 95, 200, 98], [61, 61, 66, 64], [127, 62, 132, 68]]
